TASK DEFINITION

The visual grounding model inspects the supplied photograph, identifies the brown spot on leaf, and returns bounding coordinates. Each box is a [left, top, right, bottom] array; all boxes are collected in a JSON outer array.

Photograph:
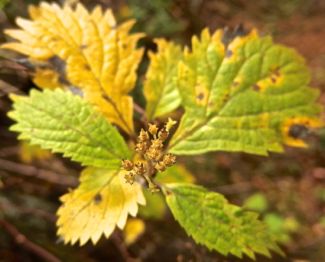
[[80, 44, 87, 50], [222, 93, 230, 103], [271, 76, 277, 84], [197, 92, 205, 101], [93, 193, 102, 204], [288, 124, 309, 139], [83, 64, 91, 71], [226, 49, 233, 58], [252, 84, 260, 91]]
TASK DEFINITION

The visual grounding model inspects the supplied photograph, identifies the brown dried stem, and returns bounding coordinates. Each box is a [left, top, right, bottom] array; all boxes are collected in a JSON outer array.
[[0, 219, 61, 262]]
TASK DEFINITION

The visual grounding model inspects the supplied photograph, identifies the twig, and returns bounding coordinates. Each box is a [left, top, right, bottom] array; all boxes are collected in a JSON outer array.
[[133, 102, 147, 124], [133, 102, 146, 116], [0, 79, 24, 97], [111, 232, 137, 262], [0, 146, 19, 157], [0, 219, 61, 262], [0, 201, 56, 223], [0, 158, 77, 187]]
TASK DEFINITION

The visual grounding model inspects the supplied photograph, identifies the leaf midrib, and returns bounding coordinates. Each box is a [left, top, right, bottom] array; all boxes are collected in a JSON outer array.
[[36, 13, 133, 134]]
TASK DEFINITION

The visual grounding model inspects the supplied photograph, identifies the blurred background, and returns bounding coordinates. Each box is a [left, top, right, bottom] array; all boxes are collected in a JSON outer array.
[[0, 0, 325, 261]]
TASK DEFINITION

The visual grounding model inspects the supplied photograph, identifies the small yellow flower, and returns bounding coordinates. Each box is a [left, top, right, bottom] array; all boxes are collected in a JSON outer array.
[[148, 123, 158, 136], [166, 118, 177, 132]]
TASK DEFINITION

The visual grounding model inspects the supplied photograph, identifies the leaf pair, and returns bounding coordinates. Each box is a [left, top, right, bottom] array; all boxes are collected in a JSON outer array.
[[10, 88, 145, 245]]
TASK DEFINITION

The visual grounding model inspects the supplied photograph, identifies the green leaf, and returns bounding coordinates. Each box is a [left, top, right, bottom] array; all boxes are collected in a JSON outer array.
[[244, 193, 269, 212], [169, 29, 322, 156], [144, 39, 182, 120], [164, 183, 282, 259], [139, 164, 195, 221], [57, 167, 145, 245], [138, 189, 166, 220], [9, 89, 130, 169]]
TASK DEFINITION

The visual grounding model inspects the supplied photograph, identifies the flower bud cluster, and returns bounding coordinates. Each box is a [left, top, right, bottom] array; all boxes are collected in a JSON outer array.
[[122, 118, 177, 189], [122, 160, 146, 185]]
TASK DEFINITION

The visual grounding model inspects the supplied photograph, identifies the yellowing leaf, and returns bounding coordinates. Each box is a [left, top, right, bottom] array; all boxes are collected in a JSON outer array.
[[169, 29, 322, 156], [19, 141, 52, 164], [123, 218, 145, 246], [144, 39, 182, 120], [2, 2, 144, 134], [57, 167, 145, 245], [281, 116, 323, 147]]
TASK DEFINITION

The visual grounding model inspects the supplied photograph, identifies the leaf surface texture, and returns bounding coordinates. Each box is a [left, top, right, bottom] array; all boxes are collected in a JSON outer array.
[[169, 29, 322, 155], [9, 89, 130, 169], [165, 183, 282, 259], [57, 167, 145, 245], [3, 3, 144, 133]]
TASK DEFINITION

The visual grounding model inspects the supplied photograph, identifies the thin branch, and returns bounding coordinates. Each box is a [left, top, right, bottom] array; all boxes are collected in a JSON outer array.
[[0, 158, 77, 187], [0, 219, 61, 262], [0, 79, 24, 97], [0, 146, 19, 158], [111, 232, 137, 262], [133, 102, 147, 126], [0, 201, 56, 223], [133, 102, 146, 117]]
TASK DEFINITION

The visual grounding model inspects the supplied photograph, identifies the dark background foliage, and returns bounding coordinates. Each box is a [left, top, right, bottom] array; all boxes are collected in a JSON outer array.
[[0, 0, 324, 261]]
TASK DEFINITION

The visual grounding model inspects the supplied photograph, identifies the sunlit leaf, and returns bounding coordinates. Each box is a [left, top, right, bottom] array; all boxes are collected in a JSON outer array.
[[9, 89, 130, 169], [57, 167, 145, 245], [2, 2, 144, 133], [144, 39, 182, 120], [164, 183, 282, 259], [169, 29, 322, 156]]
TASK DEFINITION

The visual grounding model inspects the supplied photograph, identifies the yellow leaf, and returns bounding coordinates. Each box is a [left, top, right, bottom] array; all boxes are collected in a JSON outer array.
[[2, 2, 144, 134], [57, 167, 145, 246], [123, 218, 145, 246], [19, 141, 52, 164]]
